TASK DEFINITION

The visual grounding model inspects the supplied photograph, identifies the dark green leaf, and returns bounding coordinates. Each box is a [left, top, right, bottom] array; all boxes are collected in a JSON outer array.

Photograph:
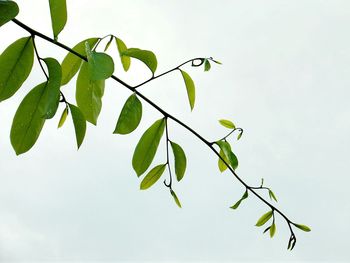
[[180, 70, 195, 111], [57, 106, 68, 128], [204, 59, 211, 71], [68, 104, 86, 149], [61, 38, 98, 85], [42, 57, 62, 119], [263, 226, 271, 234], [0, 0, 19, 27], [230, 190, 248, 209], [10, 82, 49, 155], [132, 118, 165, 176], [140, 164, 166, 190], [269, 189, 278, 202], [219, 119, 235, 129], [115, 37, 130, 71], [85, 42, 114, 80], [122, 48, 157, 74], [114, 94, 142, 134], [270, 223, 276, 238], [76, 61, 105, 125], [170, 189, 182, 208], [216, 140, 239, 170], [255, 210, 273, 227], [294, 223, 311, 232], [170, 141, 187, 181], [218, 149, 229, 172], [49, 0, 67, 41], [0, 36, 34, 102], [104, 35, 113, 52]]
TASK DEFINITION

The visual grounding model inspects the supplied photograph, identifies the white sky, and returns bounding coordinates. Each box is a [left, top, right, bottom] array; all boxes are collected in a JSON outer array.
[[0, 0, 349, 261]]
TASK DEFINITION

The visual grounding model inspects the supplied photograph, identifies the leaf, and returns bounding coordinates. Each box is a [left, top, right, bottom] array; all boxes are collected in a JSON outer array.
[[230, 190, 248, 209], [218, 149, 229, 172], [42, 57, 62, 119], [76, 61, 105, 125], [219, 119, 236, 129], [10, 82, 49, 155], [263, 226, 271, 234], [270, 223, 276, 238], [122, 48, 157, 74], [170, 189, 182, 208], [115, 37, 130, 71], [212, 59, 222, 65], [61, 38, 98, 85], [49, 0, 67, 41], [85, 42, 114, 80], [170, 141, 187, 181], [216, 140, 238, 170], [294, 224, 311, 232], [255, 210, 273, 227], [68, 104, 86, 149], [237, 130, 243, 140], [140, 164, 166, 190], [0, 36, 34, 102], [0, 0, 19, 27], [104, 35, 113, 52], [204, 59, 211, 71], [132, 118, 165, 177], [269, 189, 278, 202], [180, 70, 195, 111], [114, 94, 142, 134], [57, 106, 68, 128]]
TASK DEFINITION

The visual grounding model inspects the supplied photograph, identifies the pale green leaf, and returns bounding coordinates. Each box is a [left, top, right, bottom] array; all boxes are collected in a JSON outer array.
[[170, 189, 182, 208], [57, 106, 68, 128], [270, 223, 276, 238], [43, 57, 62, 119], [122, 48, 157, 74], [132, 118, 165, 176], [68, 103, 86, 149], [170, 141, 187, 181], [140, 164, 166, 190], [269, 189, 278, 202], [237, 130, 243, 140], [294, 224, 311, 232], [219, 119, 235, 129], [76, 61, 105, 125], [61, 38, 98, 85], [49, 0, 67, 41], [218, 149, 229, 172], [115, 37, 130, 71], [0, 0, 19, 27], [255, 210, 273, 227], [104, 35, 113, 52], [180, 70, 195, 110], [216, 140, 238, 170], [85, 42, 114, 80], [10, 82, 49, 155], [114, 93, 142, 134], [0, 36, 34, 102]]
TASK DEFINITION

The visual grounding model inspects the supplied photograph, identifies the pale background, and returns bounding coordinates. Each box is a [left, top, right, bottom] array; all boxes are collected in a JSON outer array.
[[0, 0, 349, 261]]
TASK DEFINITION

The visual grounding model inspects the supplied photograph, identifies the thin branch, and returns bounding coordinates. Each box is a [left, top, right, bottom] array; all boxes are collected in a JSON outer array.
[[31, 36, 48, 80], [163, 117, 173, 189]]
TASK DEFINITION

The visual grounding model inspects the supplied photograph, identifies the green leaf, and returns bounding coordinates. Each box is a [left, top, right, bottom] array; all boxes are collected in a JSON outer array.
[[113, 94, 142, 134], [115, 37, 130, 71], [57, 106, 68, 128], [76, 61, 105, 125], [180, 70, 195, 111], [122, 48, 157, 74], [49, 0, 67, 41], [104, 35, 113, 52], [294, 224, 311, 232], [132, 118, 165, 176], [85, 42, 114, 80], [216, 140, 238, 170], [219, 119, 236, 129], [230, 190, 248, 209], [270, 223, 276, 238], [140, 164, 166, 190], [255, 210, 273, 227], [170, 189, 182, 208], [42, 57, 62, 119], [212, 59, 222, 65], [170, 141, 187, 182], [237, 130, 243, 140], [218, 149, 229, 172], [204, 59, 211, 71], [0, 36, 34, 102], [269, 189, 278, 202], [68, 104, 86, 149], [0, 0, 19, 27], [10, 82, 49, 155], [61, 38, 98, 85]]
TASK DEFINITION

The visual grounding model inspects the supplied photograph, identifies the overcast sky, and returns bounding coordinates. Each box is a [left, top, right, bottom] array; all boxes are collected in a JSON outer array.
[[0, 0, 349, 262]]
